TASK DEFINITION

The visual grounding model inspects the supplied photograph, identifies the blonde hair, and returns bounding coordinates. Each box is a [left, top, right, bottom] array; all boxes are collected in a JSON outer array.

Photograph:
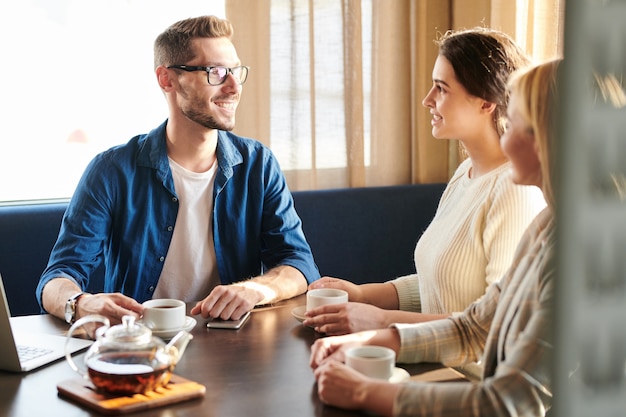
[[593, 73, 626, 108], [507, 59, 561, 209], [593, 72, 626, 199]]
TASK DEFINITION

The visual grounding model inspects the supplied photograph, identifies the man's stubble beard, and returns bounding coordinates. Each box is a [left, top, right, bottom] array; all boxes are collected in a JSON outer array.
[[179, 89, 237, 131], [183, 107, 235, 131]]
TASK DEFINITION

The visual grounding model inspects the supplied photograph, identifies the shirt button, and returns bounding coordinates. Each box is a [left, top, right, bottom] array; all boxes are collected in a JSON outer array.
[[167, 225, 173, 232], [172, 197, 178, 202], [149, 286, 155, 292], [159, 256, 165, 262]]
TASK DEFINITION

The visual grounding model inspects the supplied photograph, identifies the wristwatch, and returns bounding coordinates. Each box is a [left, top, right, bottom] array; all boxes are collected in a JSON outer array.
[[64, 292, 86, 324]]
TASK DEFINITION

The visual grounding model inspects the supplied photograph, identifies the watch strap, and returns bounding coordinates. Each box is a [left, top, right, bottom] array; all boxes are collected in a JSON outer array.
[[65, 292, 86, 324]]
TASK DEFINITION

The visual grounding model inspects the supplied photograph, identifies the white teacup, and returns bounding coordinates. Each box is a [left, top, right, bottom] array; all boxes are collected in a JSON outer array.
[[306, 288, 348, 311], [142, 298, 186, 331], [345, 346, 395, 380]]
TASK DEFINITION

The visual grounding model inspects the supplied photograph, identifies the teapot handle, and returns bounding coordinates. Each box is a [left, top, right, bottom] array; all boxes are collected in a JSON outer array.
[[65, 315, 110, 379]]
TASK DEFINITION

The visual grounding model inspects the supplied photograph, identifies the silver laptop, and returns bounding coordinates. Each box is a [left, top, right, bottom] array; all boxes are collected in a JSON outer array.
[[0, 273, 92, 372]]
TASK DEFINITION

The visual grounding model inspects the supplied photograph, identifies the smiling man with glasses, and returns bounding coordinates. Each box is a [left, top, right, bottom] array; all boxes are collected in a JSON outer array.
[[37, 15, 320, 328]]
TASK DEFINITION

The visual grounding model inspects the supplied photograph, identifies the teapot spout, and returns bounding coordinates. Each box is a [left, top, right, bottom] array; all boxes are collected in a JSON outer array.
[[165, 331, 193, 364]]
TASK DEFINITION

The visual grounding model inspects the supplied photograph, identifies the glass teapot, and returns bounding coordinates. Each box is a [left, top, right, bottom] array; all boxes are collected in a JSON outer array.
[[65, 315, 193, 395]]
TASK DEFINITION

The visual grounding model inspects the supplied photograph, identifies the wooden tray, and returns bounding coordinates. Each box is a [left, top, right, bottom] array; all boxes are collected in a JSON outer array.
[[57, 374, 205, 415]]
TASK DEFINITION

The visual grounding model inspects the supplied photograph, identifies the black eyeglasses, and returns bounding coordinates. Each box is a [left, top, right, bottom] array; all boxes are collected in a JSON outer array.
[[167, 65, 249, 86]]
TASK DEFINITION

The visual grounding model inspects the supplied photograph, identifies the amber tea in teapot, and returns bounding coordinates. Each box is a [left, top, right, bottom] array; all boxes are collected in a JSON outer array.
[[86, 352, 173, 395]]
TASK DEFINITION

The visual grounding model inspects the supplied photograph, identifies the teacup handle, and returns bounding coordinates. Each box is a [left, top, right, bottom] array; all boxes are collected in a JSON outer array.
[[65, 315, 110, 379]]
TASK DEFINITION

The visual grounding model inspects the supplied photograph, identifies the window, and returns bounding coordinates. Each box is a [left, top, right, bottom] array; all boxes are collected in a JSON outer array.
[[0, 0, 225, 202], [269, 0, 373, 170]]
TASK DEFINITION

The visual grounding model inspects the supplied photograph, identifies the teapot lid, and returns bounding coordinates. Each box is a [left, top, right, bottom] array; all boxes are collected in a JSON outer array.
[[105, 315, 152, 343]]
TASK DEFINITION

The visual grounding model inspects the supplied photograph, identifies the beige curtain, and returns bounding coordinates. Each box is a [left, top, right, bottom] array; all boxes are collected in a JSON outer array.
[[227, 0, 565, 191]]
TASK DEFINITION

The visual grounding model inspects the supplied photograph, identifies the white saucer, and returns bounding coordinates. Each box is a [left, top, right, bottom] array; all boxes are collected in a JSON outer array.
[[144, 316, 197, 339], [389, 367, 410, 383], [291, 305, 307, 322]]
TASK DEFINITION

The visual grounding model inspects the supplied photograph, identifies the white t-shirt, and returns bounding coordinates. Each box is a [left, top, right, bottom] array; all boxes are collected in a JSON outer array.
[[153, 158, 220, 302]]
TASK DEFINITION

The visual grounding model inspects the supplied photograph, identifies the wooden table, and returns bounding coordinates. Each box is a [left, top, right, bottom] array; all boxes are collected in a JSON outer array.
[[0, 295, 459, 416]]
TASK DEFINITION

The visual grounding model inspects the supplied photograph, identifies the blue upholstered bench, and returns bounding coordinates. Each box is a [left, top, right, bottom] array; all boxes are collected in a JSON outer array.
[[0, 183, 445, 316]]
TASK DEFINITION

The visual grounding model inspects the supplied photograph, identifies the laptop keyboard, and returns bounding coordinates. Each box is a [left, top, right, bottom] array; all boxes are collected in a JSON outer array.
[[17, 345, 53, 362]]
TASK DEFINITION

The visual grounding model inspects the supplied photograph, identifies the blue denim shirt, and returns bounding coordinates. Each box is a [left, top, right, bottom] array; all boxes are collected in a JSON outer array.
[[36, 121, 319, 306]]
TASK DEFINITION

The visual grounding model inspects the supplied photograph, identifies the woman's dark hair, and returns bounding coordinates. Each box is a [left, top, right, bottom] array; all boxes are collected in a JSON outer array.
[[437, 27, 531, 136]]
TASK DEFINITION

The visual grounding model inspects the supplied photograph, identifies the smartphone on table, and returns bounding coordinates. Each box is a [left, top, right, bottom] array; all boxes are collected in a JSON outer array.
[[206, 311, 251, 330]]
